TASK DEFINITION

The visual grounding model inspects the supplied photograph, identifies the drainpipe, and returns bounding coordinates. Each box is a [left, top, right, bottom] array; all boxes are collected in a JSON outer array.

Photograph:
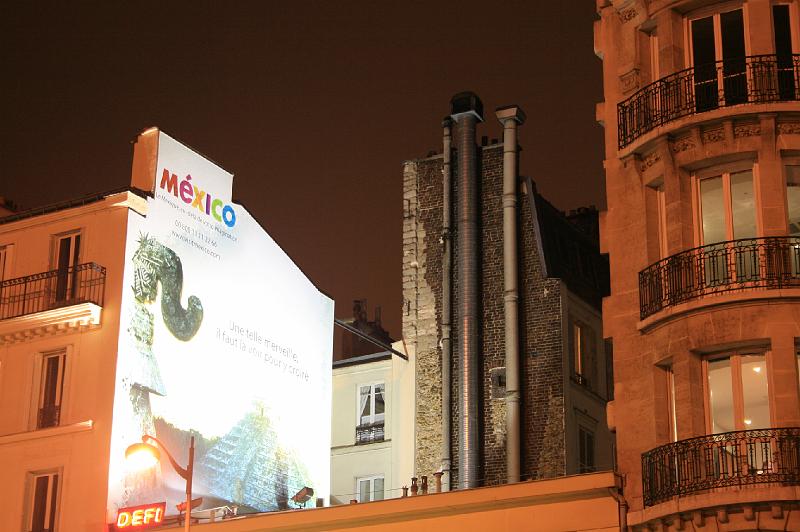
[[450, 91, 484, 489], [496, 105, 526, 484], [441, 116, 453, 492]]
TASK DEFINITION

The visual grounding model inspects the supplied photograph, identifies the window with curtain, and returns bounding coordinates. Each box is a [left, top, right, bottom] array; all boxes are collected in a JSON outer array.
[[359, 383, 385, 426], [706, 352, 771, 434]]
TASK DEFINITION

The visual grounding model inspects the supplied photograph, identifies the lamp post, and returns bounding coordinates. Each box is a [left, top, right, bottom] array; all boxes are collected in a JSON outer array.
[[126, 434, 195, 532]]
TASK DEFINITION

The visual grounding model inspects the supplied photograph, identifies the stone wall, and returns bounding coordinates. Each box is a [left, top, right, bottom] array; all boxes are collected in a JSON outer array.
[[403, 144, 568, 486]]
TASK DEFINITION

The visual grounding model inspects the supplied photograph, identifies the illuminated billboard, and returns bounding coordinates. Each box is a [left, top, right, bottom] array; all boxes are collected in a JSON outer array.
[[107, 131, 334, 520]]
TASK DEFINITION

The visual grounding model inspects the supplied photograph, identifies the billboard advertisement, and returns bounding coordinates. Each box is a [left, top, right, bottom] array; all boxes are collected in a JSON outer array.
[[107, 131, 334, 520]]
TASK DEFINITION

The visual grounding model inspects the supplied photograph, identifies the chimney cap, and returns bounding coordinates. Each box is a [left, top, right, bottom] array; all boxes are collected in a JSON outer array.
[[450, 91, 484, 123], [495, 105, 526, 125], [442, 116, 453, 128]]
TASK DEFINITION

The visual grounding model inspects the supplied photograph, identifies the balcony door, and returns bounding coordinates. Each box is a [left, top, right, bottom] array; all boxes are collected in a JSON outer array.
[[773, 4, 797, 100], [698, 167, 758, 284], [53, 232, 81, 303], [690, 8, 746, 111]]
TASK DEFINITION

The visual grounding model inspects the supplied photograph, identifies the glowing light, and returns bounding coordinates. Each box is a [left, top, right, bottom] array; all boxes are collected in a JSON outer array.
[[116, 502, 166, 529], [744, 419, 752, 425], [125, 443, 160, 471], [753, 366, 762, 373]]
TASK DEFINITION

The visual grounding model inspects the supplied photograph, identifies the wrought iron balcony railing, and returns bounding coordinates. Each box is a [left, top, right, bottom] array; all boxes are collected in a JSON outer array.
[[642, 428, 800, 507], [37, 404, 61, 429], [355, 422, 385, 445], [0, 262, 106, 320], [639, 237, 800, 320], [618, 54, 800, 149]]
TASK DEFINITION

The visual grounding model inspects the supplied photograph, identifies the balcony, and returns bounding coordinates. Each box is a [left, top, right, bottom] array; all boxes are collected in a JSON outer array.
[[639, 237, 800, 320], [0, 263, 106, 343], [642, 428, 800, 507], [355, 422, 385, 445], [618, 54, 800, 150]]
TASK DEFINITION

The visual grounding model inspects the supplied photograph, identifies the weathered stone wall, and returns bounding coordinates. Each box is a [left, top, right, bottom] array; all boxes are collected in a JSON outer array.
[[403, 156, 445, 479], [404, 143, 568, 486]]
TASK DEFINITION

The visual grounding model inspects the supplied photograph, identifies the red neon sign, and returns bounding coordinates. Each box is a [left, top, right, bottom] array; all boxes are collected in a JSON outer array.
[[115, 502, 166, 529]]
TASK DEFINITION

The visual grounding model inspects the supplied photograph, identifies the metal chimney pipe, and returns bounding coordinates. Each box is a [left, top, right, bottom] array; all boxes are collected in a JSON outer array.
[[440, 116, 453, 492], [450, 91, 484, 489], [496, 105, 526, 484]]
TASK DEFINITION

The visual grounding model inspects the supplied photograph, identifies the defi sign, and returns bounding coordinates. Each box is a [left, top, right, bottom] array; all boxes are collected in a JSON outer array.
[[115, 502, 166, 529]]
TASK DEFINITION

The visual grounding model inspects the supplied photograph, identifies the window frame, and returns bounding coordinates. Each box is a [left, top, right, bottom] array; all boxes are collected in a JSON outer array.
[[773, 2, 800, 56], [684, 2, 750, 67], [783, 157, 800, 236], [702, 349, 773, 434], [570, 320, 597, 390], [692, 161, 761, 246], [30, 347, 72, 431], [24, 469, 61, 532], [355, 474, 385, 503], [50, 230, 83, 303], [578, 425, 596, 474], [356, 382, 386, 428]]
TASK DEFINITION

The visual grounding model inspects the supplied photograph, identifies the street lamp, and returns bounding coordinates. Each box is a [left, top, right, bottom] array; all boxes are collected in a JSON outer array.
[[125, 434, 195, 532]]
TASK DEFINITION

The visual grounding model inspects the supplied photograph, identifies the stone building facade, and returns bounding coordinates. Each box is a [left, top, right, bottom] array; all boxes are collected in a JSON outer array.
[[595, 0, 800, 530], [402, 94, 613, 488]]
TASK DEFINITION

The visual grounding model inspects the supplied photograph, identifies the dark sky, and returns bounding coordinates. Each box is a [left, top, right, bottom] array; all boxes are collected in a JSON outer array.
[[1, 1, 604, 344]]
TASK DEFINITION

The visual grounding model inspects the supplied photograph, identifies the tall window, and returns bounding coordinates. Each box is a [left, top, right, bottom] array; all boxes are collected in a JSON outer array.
[[666, 366, 677, 442], [698, 168, 757, 282], [787, 165, 800, 236], [571, 321, 597, 389], [37, 350, 66, 429], [27, 471, 59, 532], [690, 8, 746, 111], [706, 353, 771, 434], [356, 475, 384, 503], [358, 383, 385, 426], [773, 4, 797, 100], [578, 426, 596, 473], [52, 232, 81, 303]]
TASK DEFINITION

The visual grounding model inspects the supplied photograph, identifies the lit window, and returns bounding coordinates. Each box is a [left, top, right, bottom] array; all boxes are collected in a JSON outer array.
[[356, 475, 384, 503], [571, 321, 597, 389], [27, 471, 60, 532], [665, 365, 677, 442], [786, 165, 800, 236], [578, 426, 595, 473], [52, 232, 81, 303], [697, 168, 758, 283], [37, 350, 66, 429], [706, 353, 770, 434]]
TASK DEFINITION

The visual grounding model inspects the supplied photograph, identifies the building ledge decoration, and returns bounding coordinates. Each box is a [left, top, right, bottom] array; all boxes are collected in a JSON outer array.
[[0, 302, 102, 345]]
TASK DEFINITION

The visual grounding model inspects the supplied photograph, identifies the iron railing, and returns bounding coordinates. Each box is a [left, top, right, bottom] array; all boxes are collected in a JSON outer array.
[[639, 237, 800, 319], [355, 422, 385, 445], [37, 405, 61, 429], [0, 262, 106, 320], [618, 54, 800, 149], [642, 428, 800, 507]]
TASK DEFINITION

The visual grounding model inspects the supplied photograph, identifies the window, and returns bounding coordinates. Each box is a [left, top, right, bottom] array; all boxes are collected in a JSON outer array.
[[773, 4, 797, 100], [37, 350, 66, 429], [706, 352, 771, 434], [697, 167, 758, 283], [666, 366, 677, 442], [27, 471, 60, 532], [578, 426, 595, 473], [689, 8, 746, 111], [356, 475, 384, 503], [52, 232, 81, 303], [571, 321, 597, 389], [787, 165, 800, 236], [356, 383, 385, 444], [358, 383, 385, 426]]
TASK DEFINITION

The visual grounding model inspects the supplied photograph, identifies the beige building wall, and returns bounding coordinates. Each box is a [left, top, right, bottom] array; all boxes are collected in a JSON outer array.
[[0, 191, 146, 531], [330, 341, 414, 504]]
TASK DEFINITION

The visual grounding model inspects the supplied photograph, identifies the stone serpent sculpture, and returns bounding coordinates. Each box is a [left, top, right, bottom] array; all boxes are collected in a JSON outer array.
[[132, 233, 203, 341]]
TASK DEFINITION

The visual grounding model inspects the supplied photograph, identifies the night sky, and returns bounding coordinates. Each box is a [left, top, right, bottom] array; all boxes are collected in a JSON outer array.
[[1, 1, 605, 345]]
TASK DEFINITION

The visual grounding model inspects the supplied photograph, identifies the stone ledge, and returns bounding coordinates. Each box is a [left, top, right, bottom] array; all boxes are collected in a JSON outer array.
[[0, 302, 102, 345], [0, 420, 93, 446]]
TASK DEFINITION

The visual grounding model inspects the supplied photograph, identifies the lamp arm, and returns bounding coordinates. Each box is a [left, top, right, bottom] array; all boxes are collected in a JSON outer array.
[[142, 434, 190, 480]]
